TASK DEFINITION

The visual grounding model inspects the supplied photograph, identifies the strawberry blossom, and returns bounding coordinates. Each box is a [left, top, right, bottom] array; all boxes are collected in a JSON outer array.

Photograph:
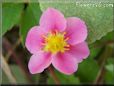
[[25, 8, 90, 75]]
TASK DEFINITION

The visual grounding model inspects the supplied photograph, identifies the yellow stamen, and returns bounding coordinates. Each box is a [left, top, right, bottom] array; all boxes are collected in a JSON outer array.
[[65, 37, 69, 41], [66, 44, 70, 47], [43, 31, 70, 54], [64, 48, 70, 51], [42, 35, 47, 39], [63, 32, 67, 35]]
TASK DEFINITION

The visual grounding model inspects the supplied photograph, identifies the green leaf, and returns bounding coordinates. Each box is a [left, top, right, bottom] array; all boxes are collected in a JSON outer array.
[[88, 47, 101, 59], [104, 71, 114, 84], [39, 2, 113, 44], [20, 3, 42, 46], [105, 64, 113, 72], [104, 57, 114, 84], [75, 59, 99, 82], [0, 3, 2, 37], [48, 70, 80, 84], [3, 0, 38, 2], [106, 57, 114, 65], [2, 65, 28, 84], [100, 31, 114, 41], [104, 63, 114, 83], [2, 3, 24, 35], [10, 65, 28, 84]]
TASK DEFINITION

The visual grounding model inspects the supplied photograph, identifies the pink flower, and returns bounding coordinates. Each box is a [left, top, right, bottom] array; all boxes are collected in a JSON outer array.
[[25, 8, 90, 75]]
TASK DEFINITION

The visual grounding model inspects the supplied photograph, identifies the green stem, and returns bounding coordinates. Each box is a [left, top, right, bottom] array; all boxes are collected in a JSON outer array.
[[94, 44, 113, 84], [48, 66, 60, 84]]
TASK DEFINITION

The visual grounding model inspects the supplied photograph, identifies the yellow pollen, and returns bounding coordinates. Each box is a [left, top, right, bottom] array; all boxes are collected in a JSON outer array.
[[43, 31, 70, 54]]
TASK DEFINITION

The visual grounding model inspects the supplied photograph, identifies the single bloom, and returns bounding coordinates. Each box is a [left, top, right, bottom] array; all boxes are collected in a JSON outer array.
[[25, 8, 90, 75]]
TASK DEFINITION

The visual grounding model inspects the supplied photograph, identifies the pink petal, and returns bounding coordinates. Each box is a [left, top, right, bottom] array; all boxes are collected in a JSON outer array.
[[52, 52, 78, 75], [25, 26, 46, 54], [28, 51, 52, 74], [66, 42, 90, 63], [40, 8, 66, 32], [65, 17, 87, 45]]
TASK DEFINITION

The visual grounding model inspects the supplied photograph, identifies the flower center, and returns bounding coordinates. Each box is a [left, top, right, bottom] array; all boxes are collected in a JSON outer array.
[[42, 31, 70, 54]]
